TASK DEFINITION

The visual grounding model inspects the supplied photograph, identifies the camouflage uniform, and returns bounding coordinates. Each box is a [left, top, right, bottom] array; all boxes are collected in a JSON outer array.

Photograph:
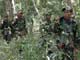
[[14, 17, 26, 31], [53, 16, 77, 44], [12, 16, 26, 36], [1, 17, 12, 43]]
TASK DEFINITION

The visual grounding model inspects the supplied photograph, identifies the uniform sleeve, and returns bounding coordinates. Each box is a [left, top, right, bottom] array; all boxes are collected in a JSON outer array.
[[53, 17, 63, 33], [0, 20, 4, 29], [72, 21, 78, 40], [12, 19, 18, 26], [23, 17, 26, 28]]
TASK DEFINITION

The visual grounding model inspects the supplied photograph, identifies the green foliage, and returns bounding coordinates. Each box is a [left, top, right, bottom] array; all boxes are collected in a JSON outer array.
[[0, 0, 80, 60], [0, 0, 5, 17]]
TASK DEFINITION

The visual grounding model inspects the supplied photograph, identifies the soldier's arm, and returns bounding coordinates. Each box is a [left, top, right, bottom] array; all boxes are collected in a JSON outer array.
[[72, 21, 78, 40], [23, 17, 26, 28], [0, 20, 4, 29], [12, 19, 17, 26]]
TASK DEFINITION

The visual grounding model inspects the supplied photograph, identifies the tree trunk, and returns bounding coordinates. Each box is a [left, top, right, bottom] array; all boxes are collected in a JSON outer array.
[[4, 0, 13, 20]]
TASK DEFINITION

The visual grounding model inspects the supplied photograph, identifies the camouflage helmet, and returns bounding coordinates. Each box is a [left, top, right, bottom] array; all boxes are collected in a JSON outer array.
[[62, 6, 73, 13]]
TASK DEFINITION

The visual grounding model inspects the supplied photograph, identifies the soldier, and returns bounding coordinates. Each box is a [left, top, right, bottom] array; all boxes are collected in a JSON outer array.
[[53, 7, 78, 60], [1, 15, 12, 43], [12, 10, 27, 37]]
